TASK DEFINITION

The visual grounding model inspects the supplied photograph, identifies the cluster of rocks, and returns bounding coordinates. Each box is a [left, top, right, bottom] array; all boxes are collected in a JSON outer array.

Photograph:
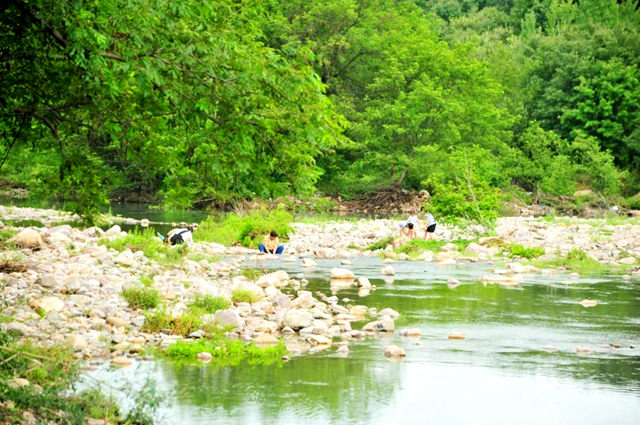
[[0, 219, 413, 365], [2, 206, 639, 367]]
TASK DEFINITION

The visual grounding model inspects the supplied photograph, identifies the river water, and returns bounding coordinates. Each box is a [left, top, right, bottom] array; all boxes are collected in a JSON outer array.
[[83, 257, 640, 424]]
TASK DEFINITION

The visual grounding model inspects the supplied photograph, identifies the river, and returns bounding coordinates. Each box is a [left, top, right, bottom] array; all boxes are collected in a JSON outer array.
[[81, 256, 640, 424]]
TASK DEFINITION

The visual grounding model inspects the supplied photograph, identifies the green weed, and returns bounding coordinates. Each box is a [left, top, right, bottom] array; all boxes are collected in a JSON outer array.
[[189, 295, 230, 314], [164, 338, 286, 366], [122, 286, 161, 310], [231, 289, 263, 304]]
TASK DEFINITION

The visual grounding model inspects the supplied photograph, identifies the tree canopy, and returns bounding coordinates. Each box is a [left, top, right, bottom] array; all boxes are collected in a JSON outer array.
[[1, 0, 639, 218]]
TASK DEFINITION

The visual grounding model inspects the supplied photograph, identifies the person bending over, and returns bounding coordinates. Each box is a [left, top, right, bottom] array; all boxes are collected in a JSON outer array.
[[259, 230, 284, 254], [398, 210, 419, 238], [166, 226, 195, 246], [423, 212, 437, 240]]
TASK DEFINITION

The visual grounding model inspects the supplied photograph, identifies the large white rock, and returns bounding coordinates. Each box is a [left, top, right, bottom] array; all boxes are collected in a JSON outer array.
[[362, 317, 395, 332], [465, 243, 486, 255], [214, 309, 244, 330], [377, 308, 400, 320], [105, 225, 122, 236], [357, 277, 371, 288], [9, 228, 43, 249], [33, 296, 64, 313], [301, 258, 317, 268], [254, 333, 280, 346], [331, 268, 355, 279], [384, 345, 406, 358], [381, 266, 395, 276], [283, 309, 314, 330]]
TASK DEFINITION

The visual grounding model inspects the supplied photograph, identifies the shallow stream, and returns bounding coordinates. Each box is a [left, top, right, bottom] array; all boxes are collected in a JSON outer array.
[[82, 257, 640, 424]]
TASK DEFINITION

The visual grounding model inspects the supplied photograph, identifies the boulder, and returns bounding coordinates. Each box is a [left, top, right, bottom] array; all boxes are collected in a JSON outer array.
[[301, 258, 317, 268], [377, 308, 400, 320], [465, 243, 486, 255], [362, 317, 395, 332], [441, 243, 459, 252], [33, 296, 64, 313], [331, 268, 355, 279], [196, 352, 213, 362], [384, 345, 406, 358], [111, 356, 133, 366], [381, 266, 395, 276], [283, 310, 314, 330], [309, 335, 332, 346], [357, 277, 371, 288], [400, 328, 421, 337], [105, 225, 122, 236], [214, 309, 244, 330], [254, 333, 280, 346], [9, 228, 43, 249], [448, 332, 466, 340]]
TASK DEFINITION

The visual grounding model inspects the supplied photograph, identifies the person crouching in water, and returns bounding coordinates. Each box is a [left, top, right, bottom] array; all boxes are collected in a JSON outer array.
[[166, 226, 195, 246], [259, 230, 284, 254]]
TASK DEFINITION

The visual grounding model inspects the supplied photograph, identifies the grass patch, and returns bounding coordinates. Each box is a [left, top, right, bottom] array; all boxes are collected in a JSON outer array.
[[98, 228, 186, 265], [534, 248, 622, 274], [139, 273, 155, 287], [0, 228, 17, 250], [509, 244, 545, 260], [197, 206, 294, 248], [122, 286, 161, 310], [240, 267, 263, 281], [365, 236, 394, 251], [394, 239, 473, 257], [189, 295, 230, 314], [231, 289, 263, 304], [164, 338, 286, 366], [142, 308, 203, 336]]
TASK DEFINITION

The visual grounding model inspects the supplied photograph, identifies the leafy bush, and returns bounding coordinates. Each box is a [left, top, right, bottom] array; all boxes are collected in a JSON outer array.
[[509, 244, 545, 259], [122, 286, 161, 310], [189, 295, 230, 314], [198, 206, 294, 248], [231, 289, 263, 304], [142, 308, 203, 336], [240, 267, 263, 280]]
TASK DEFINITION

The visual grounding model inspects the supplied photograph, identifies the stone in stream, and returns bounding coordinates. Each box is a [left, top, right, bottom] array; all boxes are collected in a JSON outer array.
[[400, 328, 421, 337], [384, 345, 406, 359], [111, 356, 133, 366], [357, 277, 371, 288], [447, 278, 461, 288], [196, 352, 213, 363], [381, 266, 395, 276], [579, 299, 598, 307], [301, 258, 317, 268], [574, 346, 594, 355], [331, 268, 355, 279], [448, 332, 466, 340], [337, 345, 349, 356]]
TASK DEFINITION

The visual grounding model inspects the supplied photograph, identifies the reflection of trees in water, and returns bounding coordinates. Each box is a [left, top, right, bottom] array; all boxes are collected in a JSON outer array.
[[497, 351, 640, 391], [160, 355, 404, 424]]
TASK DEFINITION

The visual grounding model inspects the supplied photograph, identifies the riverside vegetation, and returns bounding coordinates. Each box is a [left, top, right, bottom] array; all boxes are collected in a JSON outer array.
[[1, 0, 639, 223], [0, 204, 639, 422]]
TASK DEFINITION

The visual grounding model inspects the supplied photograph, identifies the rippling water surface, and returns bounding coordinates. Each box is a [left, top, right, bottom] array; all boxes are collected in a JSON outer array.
[[84, 257, 640, 424]]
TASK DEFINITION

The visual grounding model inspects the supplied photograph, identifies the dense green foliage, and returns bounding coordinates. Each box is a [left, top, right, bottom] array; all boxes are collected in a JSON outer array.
[[164, 338, 286, 366], [198, 206, 294, 247], [2, 0, 639, 218]]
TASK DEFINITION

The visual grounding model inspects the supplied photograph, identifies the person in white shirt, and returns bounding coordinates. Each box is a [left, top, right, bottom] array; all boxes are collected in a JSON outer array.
[[423, 212, 437, 240], [166, 226, 195, 246], [399, 210, 419, 238]]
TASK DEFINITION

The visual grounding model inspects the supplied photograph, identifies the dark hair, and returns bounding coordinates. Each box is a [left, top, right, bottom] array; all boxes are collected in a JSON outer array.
[[408, 222, 414, 229], [187, 226, 194, 232], [270, 230, 278, 237]]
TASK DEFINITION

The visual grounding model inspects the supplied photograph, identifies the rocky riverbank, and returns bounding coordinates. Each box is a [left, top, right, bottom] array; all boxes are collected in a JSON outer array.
[[1, 206, 639, 366]]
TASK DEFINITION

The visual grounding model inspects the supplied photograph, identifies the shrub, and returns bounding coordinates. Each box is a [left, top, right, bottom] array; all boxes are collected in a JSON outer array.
[[189, 295, 230, 314], [142, 308, 203, 336], [509, 244, 545, 259], [122, 286, 161, 310], [240, 267, 263, 281], [198, 206, 294, 248], [231, 289, 262, 304]]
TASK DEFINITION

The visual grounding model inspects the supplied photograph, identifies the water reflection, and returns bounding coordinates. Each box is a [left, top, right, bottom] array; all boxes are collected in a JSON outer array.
[[83, 256, 640, 424]]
